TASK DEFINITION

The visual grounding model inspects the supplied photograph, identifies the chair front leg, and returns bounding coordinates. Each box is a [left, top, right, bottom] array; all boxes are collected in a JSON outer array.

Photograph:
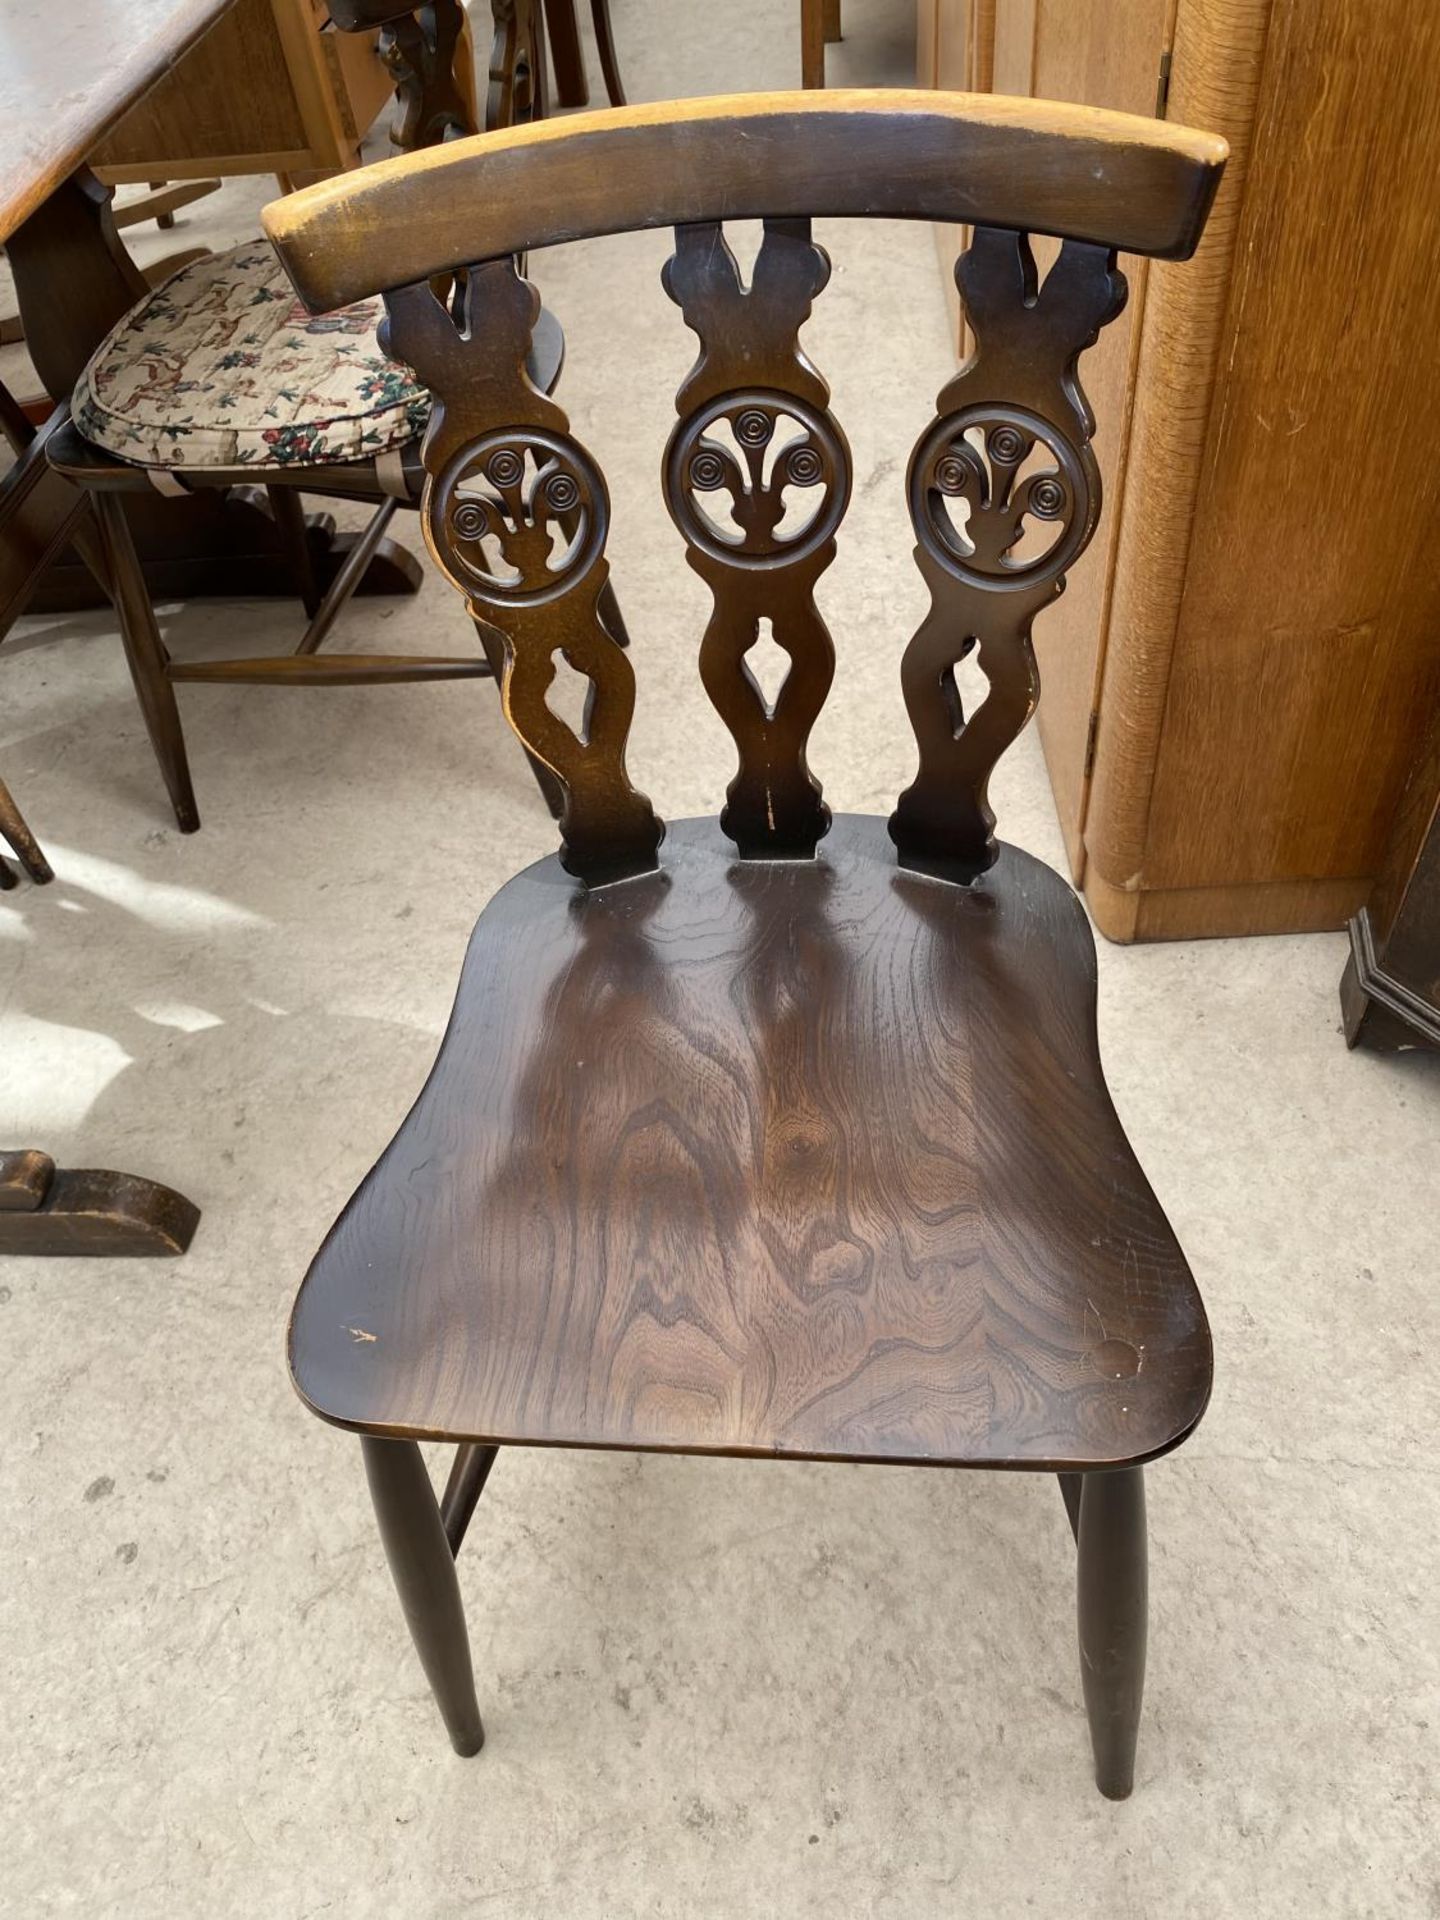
[[361, 1435, 485, 1756], [1076, 1465, 1148, 1798]]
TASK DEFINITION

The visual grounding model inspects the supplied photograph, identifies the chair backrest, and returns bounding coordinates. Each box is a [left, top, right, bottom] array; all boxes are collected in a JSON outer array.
[[325, 0, 546, 147], [324, 0, 475, 151], [266, 92, 1225, 886]]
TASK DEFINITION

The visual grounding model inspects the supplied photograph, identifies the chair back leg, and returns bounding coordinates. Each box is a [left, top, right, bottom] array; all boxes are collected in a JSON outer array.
[[1076, 1466, 1148, 1798]]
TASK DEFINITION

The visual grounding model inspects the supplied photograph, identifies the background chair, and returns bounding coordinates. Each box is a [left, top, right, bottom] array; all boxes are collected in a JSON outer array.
[[35, 0, 592, 832], [801, 0, 843, 86], [270, 90, 1226, 1796]]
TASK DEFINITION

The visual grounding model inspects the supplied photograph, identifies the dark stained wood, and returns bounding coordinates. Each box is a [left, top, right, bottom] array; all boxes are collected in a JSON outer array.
[[1077, 1465, 1147, 1799], [93, 492, 200, 833], [0, 1151, 199, 1254], [1340, 701, 1440, 1052], [589, 0, 626, 108], [264, 91, 1226, 313], [292, 816, 1211, 1468], [541, 0, 589, 108], [0, 0, 239, 242], [361, 1438, 485, 1755], [440, 1441, 499, 1554], [663, 217, 847, 858], [890, 228, 1127, 881], [278, 97, 1222, 1780], [0, 1148, 53, 1211], [385, 260, 662, 883], [0, 773, 53, 883]]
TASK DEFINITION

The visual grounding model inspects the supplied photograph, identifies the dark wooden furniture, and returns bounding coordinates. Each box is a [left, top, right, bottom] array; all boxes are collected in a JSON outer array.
[[801, 0, 844, 87], [271, 91, 1225, 1795], [0, 1149, 199, 1253], [36, 0, 589, 833], [1341, 701, 1440, 1053]]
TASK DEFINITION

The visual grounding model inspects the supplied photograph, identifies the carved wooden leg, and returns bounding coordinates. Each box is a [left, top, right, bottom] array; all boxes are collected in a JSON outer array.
[[1076, 1466, 1148, 1799], [361, 1436, 485, 1756], [0, 774, 53, 883], [823, 0, 842, 39], [800, 0, 826, 87], [94, 493, 199, 832]]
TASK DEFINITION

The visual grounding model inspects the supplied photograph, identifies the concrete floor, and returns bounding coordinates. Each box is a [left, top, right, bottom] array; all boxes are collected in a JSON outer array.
[[4, 3, 1439, 1914]]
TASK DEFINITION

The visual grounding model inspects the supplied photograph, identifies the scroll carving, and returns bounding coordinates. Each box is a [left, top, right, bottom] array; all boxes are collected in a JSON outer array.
[[888, 229, 1127, 880], [378, 0, 474, 153], [663, 218, 851, 858], [384, 259, 662, 884]]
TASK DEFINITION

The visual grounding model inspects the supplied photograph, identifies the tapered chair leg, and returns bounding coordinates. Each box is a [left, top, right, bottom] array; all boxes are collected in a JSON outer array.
[[94, 493, 200, 832], [1076, 1466, 1148, 1799], [361, 1436, 485, 1756], [0, 774, 53, 882]]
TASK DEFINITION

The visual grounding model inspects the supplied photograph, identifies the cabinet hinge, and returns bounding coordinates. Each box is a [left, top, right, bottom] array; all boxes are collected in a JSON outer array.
[[1155, 48, 1173, 119], [1084, 710, 1101, 780]]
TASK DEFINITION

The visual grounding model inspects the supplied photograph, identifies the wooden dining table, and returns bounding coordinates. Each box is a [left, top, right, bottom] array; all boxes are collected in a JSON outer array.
[[0, 0, 228, 1250]]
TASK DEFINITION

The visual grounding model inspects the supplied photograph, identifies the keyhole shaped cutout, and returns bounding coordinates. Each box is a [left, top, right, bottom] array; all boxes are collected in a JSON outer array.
[[545, 648, 593, 744], [744, 619, 791, 720]]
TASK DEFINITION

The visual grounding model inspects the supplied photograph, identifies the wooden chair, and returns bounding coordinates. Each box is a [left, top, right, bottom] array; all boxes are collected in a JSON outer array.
[[269, 91, 1227, 1796], [33, 0, 579, 833]]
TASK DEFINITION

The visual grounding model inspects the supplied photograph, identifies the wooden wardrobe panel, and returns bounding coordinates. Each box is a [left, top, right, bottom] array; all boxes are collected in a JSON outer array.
[[1021, 0, 1171, 879], [1138, 0, 1440, 891], [1083, 0, 1273, 910]]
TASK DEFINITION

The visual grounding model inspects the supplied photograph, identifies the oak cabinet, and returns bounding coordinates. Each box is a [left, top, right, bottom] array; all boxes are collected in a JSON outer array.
[[917, 0, 1440, 939]]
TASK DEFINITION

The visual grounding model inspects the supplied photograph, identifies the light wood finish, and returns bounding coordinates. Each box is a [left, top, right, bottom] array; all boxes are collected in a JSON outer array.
[[999, 0, 1172, 880], [266, 89, 1226, 310], [0, 0, 238, 240], [91, 0, 395, 184], [922, 0, 1440, 939]]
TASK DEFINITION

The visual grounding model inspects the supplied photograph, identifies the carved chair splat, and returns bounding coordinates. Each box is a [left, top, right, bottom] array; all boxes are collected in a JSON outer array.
[[267, 91, 1227, 1799]]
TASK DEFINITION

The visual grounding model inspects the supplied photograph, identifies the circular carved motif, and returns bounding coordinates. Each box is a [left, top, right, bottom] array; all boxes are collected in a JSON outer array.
[[430, 427, 608, 605], [665, 390, 851, 569], [908, 404, 1096, 590]]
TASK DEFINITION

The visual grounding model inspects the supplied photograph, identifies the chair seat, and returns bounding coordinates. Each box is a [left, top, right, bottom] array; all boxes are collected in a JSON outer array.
[[73, 240, 429, 470], [290, 815, 1212, 1470]]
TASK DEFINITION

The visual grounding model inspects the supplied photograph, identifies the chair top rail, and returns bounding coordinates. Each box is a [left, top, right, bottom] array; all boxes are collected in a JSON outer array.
[[264, 89, 1228, 313]]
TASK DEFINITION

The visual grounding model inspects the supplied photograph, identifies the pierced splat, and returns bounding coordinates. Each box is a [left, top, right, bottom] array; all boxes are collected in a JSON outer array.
[[889, 229, 1127, 881], [376, 0, 474, 153], [663, 218, 851, 858], [385, 258, 662, 884]]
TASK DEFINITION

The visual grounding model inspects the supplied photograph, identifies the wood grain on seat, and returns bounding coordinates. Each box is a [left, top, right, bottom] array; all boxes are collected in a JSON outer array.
[[291, 815, 1210, 1470]]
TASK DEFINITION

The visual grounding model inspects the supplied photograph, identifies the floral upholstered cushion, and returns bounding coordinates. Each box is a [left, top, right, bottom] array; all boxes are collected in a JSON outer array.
[[73, 240, 429, 470]]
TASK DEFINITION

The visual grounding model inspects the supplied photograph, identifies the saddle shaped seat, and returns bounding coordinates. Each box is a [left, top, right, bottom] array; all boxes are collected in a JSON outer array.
[[292, 815, 1211, 1468]]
